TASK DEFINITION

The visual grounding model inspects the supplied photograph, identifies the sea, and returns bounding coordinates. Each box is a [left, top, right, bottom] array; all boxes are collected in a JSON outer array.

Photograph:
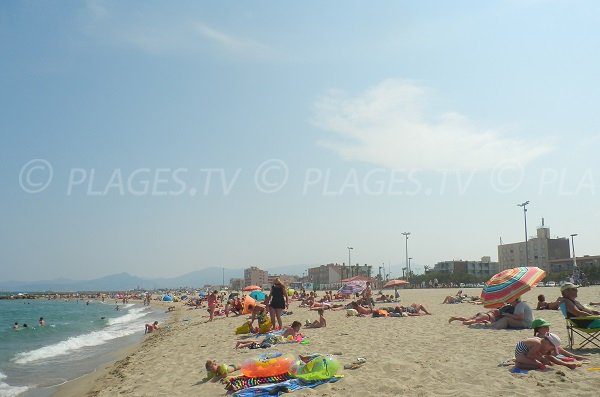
[[0, 298, 165, 397]]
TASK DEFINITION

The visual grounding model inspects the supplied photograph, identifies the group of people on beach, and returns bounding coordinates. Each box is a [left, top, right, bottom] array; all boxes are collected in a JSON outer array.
[[448, 282, 600, 371]]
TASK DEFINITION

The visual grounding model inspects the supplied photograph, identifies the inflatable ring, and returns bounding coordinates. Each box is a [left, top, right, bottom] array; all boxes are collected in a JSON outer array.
[[241, 352, 295, 378], [289, 354, 340, 381]]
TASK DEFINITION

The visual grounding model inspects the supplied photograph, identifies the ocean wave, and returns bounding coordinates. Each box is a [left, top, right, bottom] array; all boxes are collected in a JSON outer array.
[[0, 372, 30, 397], [12, 306, 151, 365], [107, 306, 149, 326]]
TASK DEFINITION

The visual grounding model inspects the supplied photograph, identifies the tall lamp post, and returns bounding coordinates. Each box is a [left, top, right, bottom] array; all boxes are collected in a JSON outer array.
[[401, 232, 411, 280], [517, 201, 530, 266], [408, 257, 412, 278], [347, 247, 353, 280], [570, 233, 578, 268]]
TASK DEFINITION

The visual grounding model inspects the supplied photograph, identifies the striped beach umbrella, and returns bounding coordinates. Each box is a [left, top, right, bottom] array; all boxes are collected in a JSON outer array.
[[338, 280, 367, 295], [480, 266, 546, 308]]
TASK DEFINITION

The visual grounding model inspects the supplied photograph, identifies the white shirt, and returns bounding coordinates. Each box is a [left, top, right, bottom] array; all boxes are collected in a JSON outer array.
[[513, 301, 533, 327]]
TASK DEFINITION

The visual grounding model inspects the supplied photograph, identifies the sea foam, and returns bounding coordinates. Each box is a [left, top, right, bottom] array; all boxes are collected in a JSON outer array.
[[12, 306, 151, 365], [0, 371, 30, 397]]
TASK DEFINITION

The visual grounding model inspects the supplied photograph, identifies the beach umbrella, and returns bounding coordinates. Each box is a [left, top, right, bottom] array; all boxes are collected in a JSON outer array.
[[243, 285, 262, 292], [383, 279, 409, 288], [249, 290, 266, 301], [338, 280, 367, 295], [162, 295, 173, 302], [480, 266, 546, 308]]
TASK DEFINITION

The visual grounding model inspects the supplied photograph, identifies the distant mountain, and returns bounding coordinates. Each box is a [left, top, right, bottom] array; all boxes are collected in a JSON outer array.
[[0, 265, 311, 292]]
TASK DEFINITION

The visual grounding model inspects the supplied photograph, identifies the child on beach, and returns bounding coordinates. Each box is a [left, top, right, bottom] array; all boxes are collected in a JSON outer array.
[[144, 321, 159, 334], [305, 309, 326, 328], [235, 321, 302, 349], [536, 294, 560, 310], [514, 333, 577, 370], [205, 359, 240, 380], [531, 318, 586, 362]]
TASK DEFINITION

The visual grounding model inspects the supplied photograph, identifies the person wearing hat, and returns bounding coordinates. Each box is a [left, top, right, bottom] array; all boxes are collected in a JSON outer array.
[[561, 283, 600, 328], [531, 318, 587, 362], [514, 333, 578, 370]]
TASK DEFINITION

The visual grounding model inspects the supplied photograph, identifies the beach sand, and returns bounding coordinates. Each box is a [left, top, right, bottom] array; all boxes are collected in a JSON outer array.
[[55, 286, 600, 396]]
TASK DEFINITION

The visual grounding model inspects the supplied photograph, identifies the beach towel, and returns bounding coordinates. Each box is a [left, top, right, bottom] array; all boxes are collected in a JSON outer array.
[[232, 377, 342, 397], [225, 374, 291, 392]]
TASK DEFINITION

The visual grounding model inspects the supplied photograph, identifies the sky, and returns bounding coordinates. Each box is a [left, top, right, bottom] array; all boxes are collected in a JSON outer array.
[[1, 0, 599, 281]]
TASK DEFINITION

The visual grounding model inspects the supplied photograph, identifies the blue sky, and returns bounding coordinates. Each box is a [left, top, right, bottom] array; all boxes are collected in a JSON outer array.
[[1, 0, 599, 281]]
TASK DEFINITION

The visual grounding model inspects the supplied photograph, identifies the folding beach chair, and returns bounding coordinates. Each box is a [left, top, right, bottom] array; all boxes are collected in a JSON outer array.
[[559, 303, 600, 349]]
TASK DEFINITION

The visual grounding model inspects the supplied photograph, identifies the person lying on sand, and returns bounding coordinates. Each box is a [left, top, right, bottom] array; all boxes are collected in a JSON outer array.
[[514, 333, 577, 370], [309, 302, 344, 310], [305, 309, 326, 328], [205, 359, 240, 380], [449, 309, 500, 325], [395, 303, 431, 316], [348, 301, 373, 315], [235, 321, 302, 349]]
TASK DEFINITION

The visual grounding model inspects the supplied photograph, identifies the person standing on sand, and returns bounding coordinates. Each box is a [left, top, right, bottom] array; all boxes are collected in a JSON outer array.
[[267, 278, 288, 330], [207, 290, 218, 322], [362, 281, 373, 309]]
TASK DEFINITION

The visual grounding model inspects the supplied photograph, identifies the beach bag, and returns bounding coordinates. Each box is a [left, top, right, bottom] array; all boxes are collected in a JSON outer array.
[[346, 309, 358, 316]]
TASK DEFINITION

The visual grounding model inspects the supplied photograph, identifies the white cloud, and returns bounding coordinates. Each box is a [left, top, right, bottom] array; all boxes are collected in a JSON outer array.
[[313, 79, 552, 171], [81, 2, 271, 58]]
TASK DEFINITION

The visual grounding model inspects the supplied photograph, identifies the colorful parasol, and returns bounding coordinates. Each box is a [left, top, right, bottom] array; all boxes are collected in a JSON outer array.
[[480, 266, 546, 308], [243, 285, 262, 292], [383, 279, 409, 288], [338, 280, 367, 295]]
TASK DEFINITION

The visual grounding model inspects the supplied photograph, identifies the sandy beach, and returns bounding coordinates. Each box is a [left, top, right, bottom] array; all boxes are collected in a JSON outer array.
[[55, 287, 600, 397]]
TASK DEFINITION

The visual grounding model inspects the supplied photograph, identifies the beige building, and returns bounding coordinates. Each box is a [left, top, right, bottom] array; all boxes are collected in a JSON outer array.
[[230, 278, 244, 291], [307, 263, 342, 286], [267, 274, 298, 286], [434, 257, 499, 278], [548, 255, 600, 273], [244, 266, 268, 287], [307, 263, 373, 288], [498, 227, 570, 272]]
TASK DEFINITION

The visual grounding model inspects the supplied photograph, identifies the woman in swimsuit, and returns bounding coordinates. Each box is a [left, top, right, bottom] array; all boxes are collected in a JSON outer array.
[[448, 309, 499, 325]]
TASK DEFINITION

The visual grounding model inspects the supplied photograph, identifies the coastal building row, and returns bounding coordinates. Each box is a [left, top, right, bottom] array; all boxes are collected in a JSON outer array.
[[433, 257, 499, 278]]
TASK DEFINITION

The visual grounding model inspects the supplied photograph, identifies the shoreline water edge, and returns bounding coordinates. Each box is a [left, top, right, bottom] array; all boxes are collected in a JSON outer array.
[[0, 297, 172, 397]]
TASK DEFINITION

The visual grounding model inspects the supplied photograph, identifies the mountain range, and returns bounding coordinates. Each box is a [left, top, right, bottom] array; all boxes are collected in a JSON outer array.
[[0, 265, 309, 292]]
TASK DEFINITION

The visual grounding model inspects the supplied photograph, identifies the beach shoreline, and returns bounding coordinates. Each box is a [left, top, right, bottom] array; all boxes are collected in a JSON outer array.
[[53, 287, 600, 397], [51, 299, 175, 397]]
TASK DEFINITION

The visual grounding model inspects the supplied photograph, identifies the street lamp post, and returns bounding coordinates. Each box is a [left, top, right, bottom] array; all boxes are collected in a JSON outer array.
[[347, 247, 353, 280], [570, 233, 578, 268], [517, 201, 530, 266], [401, 232, 411, 279]]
